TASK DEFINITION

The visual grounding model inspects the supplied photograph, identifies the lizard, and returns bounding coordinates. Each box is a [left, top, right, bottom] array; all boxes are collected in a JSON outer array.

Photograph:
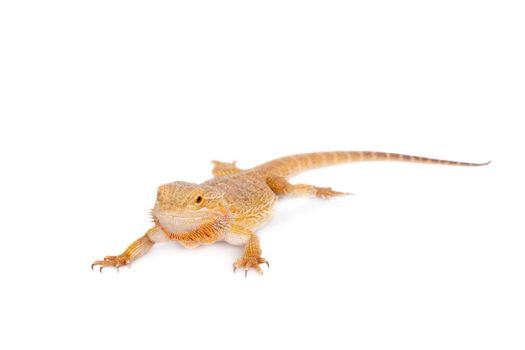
[[91, 151, 489, 276]]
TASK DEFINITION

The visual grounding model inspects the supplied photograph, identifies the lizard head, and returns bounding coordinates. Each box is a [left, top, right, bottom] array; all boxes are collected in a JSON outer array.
[[151, 181, 225, 235]]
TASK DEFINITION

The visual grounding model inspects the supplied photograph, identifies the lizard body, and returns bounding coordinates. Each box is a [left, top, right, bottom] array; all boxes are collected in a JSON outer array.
[[92, 151, 488, 275]]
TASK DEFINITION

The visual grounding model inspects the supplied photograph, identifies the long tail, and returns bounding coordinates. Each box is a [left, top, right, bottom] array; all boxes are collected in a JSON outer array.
[[252, 151, 490, 178]]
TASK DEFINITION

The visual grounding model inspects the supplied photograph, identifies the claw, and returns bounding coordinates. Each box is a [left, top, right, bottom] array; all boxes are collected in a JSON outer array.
[[233, 256, 268, 276], [91, 260, 107, 272], [92, 254, 130, 273]]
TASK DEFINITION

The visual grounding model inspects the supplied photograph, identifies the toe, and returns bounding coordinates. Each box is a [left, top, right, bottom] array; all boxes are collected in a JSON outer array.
[[91, 261, 102, 270], [91, 255, 130, 272], [233, 256, 268, 276]]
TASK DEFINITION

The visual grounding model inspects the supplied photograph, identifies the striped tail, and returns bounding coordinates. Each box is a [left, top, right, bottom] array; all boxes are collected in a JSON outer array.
[[253, 151, 490, 178]]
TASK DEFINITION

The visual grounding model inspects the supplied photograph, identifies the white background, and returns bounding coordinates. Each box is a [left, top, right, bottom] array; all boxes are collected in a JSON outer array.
[[0, 1, 523, 349]]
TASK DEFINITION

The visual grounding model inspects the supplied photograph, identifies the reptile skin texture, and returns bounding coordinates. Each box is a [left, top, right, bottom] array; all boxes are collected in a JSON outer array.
[[92, 151, 488, 276]]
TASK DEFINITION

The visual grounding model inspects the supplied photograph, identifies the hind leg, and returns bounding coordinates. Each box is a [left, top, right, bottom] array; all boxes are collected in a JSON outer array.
[[266, 176, 350, 199]]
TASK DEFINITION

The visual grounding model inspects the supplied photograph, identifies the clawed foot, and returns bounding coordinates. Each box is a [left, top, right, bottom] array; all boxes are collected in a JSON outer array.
[[91, 254, 131, 273], [234, 256, 269, 277], [315, 186, 351, 199]]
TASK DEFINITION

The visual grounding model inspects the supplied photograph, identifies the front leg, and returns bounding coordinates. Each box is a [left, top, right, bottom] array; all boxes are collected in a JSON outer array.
[[211, 160, 242, 177], [91, 226, 162, 272], [231, 225, 269, 276]]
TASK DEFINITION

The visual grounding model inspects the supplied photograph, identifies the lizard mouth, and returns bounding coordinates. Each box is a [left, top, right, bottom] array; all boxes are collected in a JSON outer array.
[[148, 207, 229, 243], [152, 207, 212, 233], [152, 207, 229, 243]]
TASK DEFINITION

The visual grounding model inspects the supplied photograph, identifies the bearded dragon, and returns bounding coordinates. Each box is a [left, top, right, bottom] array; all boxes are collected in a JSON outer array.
[[91, 151, 488, 276]]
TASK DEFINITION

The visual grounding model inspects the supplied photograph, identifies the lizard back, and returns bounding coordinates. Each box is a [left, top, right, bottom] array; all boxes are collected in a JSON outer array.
[[204, 172, 277, 229]]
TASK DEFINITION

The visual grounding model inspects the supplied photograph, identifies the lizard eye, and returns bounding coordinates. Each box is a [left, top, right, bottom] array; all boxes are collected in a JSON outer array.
[[196, 195, 203, 204]]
